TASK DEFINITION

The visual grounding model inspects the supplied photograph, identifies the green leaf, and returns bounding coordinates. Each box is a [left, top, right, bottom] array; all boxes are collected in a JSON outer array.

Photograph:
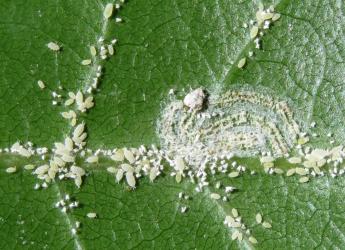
[[1, 0, 345, 249]]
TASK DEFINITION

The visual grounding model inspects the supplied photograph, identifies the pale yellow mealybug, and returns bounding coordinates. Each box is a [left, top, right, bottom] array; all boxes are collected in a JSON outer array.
[[103, 3, 114, 19], [47, 42, 60, 51], [262, 12, 274, 20], [288, 156, 302, 164], [295, 167, 308, 176], [90, 45, 97, 56], [81, 59, 92, 65], [37, 80, 45, 89], [64, 98, 74, 106], [231, 230, 239, 240], [24, 164, 35, 170], [108, 44, 114, 55], [86, 155, 98, 164], [286, 168, 296, 177], [297, 136, 309, 145], [231, 221, 241, 228], [111, 149, 125, 161], [73, 122, 85, 138], [70, 166, 85, 176], [272, 13, 281, 21], [123, 148, 135, 164], [249, 236, 258, 244], [175, 172, 182, 183], [106, 167, 117, 174], [250, 26, 259, 39], [125, 172, 136, 188], [87, 212, 97, 219], [262, 221, 272, 228], [6, 166, 16, 173], [116, 169, 124, 182], [274, 168, 284, 174], [256, 213, 262, 224], [75, 176, 82, 188], [299, 176, 309, 183], [237, 232, 243, 241], [120, 163, 134, 173], [229, 171, 239, 178], [237, 58, 246, 68], [210, 193, 221, 200], [231, 208, 238, 218], [225, 215, 234, 225]]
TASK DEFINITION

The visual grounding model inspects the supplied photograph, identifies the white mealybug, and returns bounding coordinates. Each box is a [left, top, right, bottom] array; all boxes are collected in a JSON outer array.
[[103, 3, 114, 19], [183, 88, 205, 111], [87, 212, 97, 219], [237, 57, 246, 68], [47, 42, 60, 51], [181, 206, 188, 213], [37, 80, 45, 89], [115, 17, 122, 23], [6, 166, 16, 173], [81, 59, 92, 66], [225, 186, 235, 193]]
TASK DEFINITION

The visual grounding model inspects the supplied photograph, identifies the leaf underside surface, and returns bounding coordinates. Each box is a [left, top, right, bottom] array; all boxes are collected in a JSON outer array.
[[1, 0, 345, 249]]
